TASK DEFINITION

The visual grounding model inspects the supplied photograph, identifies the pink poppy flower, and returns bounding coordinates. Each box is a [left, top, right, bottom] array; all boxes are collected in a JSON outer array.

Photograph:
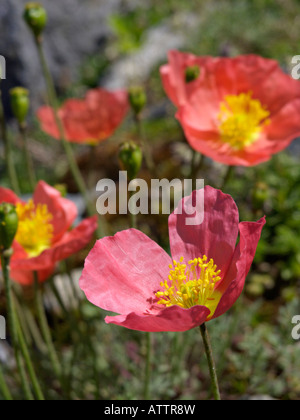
[[0, 181, 98, 286], [161, 51, 300, 166], [37, 88, 129, 145], [79, 186, 265, 332]]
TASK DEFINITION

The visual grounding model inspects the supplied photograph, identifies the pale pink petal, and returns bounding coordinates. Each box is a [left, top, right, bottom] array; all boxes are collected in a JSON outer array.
[[79, 229, 172, 315], [105, 304, 211, 332]]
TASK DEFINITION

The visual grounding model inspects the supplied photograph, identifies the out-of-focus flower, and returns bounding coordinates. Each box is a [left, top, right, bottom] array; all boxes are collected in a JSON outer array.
[[37, 88, 129, 145], [160, 50, 212, 107], [161, 51, 300, 166], [0, 181, 98, 286], [80, 186, 265, 332]]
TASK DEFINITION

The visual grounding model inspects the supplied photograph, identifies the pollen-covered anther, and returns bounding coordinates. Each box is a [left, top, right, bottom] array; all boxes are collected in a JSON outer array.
[[156, 255, 222, 311], [218, 92, 270, 151], [15, 200, 54, 258]]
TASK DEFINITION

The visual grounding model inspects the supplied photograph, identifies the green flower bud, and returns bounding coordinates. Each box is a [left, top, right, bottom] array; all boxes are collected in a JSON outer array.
[[10, 87, 30, 125], [185, 65, 201, 83], [0, 203, 19, 252], [119, 142, 143, 181], [128, 86, 147, 116], [23, 3, 47, 38]]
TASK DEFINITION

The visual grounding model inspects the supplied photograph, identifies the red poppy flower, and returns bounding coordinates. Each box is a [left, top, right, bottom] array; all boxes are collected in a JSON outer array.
[[79, 186, 265, 332], [0, 181, 98, 286], [161, 51, 300, 166], [37, 88, 129, 145]]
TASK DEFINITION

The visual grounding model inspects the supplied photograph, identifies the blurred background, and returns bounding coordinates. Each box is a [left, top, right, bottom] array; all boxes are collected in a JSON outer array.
[[0, 0, 300, 400]]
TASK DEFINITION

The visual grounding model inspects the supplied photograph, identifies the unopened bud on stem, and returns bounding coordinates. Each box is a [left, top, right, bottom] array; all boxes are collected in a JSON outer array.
[[119, 142, 143, 181], [185, 65, 201, 83], [23, 3, 47, 38], [10, 87, 30, 126], [128, 86, 147, 116], [0, 203, 18, 253]]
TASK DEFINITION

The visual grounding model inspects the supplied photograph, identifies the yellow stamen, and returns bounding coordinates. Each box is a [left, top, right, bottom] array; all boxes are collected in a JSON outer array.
[[15, 200, 54, 258], [218, 92, 270, 150], [156, 256, 222, 318]]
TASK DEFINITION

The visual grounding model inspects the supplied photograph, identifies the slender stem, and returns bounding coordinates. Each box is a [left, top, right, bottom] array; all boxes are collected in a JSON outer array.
[[1, 251, 43, 400], [0, 365, 13, 400], [34, 38, 102, 237], [190, 151, 205, 191], [1, 251, 32, 400], [199, 323, 221, 401], [19, 122, 36, 191], [219, 165, 234, 191], [135, 114, 155, 175], [33, 273, 62, 382], [0, 91, 20, 194], [143, 332, 152, 400]]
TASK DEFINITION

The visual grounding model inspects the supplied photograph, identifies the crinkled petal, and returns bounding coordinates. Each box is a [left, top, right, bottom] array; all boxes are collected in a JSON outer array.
[[105, 304, 211, 332], [169, 186, 239, 278], [213, 217, 266, 319], [33, 181, 78, 242], [79, 229, 172, 315], [11, 216, 98, 273]]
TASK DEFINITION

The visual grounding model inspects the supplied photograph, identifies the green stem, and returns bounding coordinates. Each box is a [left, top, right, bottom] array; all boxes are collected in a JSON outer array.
[[190, 151, 205, 191], [1, 251, 43, 400], [143, 332, 152, 400], [135, 114, 155, 175], [1, 251, 32, 400], [199, 323, 221, 400], [219, 165, 234, 191], [0, 92, 20, 194], [0, 363, 13, 400], [35, 38, 102, 237], [33, 273, 62, 382], [19, 123, 37, 191]]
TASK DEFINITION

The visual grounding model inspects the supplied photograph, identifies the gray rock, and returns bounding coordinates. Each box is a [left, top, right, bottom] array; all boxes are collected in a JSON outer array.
[[0, 0, 133, 114], [102, 21, 185, 90]]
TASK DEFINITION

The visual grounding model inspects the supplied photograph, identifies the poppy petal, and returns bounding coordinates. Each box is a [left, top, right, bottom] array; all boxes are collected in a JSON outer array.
[[169, 186, 239, 277], [79, 228, 172, 315], [33, 181, 78, 241], [213, 217, 266, 319], [105, 304, 211, 332]]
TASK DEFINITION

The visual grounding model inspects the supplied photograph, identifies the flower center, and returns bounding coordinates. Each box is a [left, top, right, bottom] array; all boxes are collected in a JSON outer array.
[[218, 92, 270, 151], [156, 256, 222, 316], [15, 200, 54, 258]]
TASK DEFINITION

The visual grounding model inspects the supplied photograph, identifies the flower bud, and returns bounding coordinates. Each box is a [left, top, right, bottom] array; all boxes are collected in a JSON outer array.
[[128, 87, 147, 116], [119, 142, 143, 181], [23, 3, 47, 38], [185, 65, 201, 83], [0, 203, 18, 252], [10, 87, 30, 125]]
